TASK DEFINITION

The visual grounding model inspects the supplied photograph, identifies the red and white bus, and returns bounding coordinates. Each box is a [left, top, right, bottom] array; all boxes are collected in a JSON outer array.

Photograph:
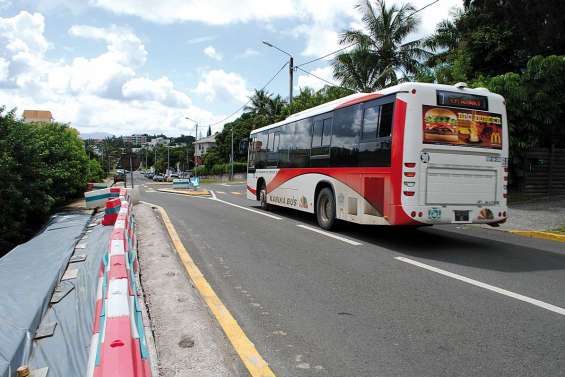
[[247, 82, 508, 230]]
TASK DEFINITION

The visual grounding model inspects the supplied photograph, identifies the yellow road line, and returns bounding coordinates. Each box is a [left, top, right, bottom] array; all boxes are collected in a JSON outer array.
[[157, 188, 211, 196], [510, 230, 565, 244], [230, 191, 242, 195], [148, 202, 276, 377]]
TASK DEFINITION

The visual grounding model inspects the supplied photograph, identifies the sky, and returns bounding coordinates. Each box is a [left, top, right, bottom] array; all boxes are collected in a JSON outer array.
[[0, 0, 462, 137]]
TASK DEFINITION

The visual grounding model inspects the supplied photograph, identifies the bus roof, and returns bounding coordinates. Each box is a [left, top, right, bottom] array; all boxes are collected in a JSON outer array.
[[250, 82, 502, 135]]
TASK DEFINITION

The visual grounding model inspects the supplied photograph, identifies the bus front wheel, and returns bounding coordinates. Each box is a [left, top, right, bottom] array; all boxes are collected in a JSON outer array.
[[259, 185, 270, 211], [316, 188, 336, 230]]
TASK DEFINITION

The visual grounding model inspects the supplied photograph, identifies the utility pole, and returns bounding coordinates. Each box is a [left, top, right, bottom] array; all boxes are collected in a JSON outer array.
[[262, 41, 293, 106], [129, 153, 134, 188], [167, 145, 170, 175], [154, 148, 157, 173], [289, 56, 294, 107], [230, 125, 234, 181]]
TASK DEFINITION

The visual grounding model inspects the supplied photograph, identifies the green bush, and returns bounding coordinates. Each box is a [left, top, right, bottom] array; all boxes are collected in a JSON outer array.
[[0, 108, 101, 254]]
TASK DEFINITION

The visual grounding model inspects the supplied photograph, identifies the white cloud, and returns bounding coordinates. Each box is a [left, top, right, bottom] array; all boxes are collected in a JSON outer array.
[[0, 11, 229, 136], [193, 69, 250, 103], [68, 24, 147, 67], [203, 45, 223, 61], [0, 58, 9, 81], [187, 35, 217, 45], [91, 0, 296, 25], [237, 48, 260, 58], [122, 76, 191, 108], [296, 66, 337, 91]]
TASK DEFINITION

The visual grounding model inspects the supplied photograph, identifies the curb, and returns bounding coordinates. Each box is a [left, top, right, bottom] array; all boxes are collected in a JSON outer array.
[[156, 188, 211, 197], [509, 230, 565, 243]]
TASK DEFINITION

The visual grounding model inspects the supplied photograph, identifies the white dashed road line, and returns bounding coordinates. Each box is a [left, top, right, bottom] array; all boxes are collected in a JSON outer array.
[[296, 224, 362, 246], [395, 256, 565, 316]]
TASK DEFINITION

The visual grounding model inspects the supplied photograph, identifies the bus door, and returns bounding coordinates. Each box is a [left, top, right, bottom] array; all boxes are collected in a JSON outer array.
[[310, 114, 333, 168]]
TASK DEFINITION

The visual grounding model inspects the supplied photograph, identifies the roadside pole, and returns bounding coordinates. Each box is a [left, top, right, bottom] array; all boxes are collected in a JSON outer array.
[[129, 154, 134, 188], [230, 125, 234, 181]]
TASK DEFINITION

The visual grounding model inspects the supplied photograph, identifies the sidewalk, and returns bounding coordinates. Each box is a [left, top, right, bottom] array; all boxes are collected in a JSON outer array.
[[134, 203, 244, 377], [499, 196, 565, 231]]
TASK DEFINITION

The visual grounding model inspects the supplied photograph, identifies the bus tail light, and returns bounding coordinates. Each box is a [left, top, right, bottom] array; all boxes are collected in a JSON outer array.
[[404, 172, 416, 177], [411, 211, 416, 217], [403, 191, 415, 197], [503, 211, 507, 217], [404, 162, 416, 168]]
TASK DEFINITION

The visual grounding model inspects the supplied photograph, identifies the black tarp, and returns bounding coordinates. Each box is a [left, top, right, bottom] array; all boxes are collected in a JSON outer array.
[[0, 210, 109, 377]]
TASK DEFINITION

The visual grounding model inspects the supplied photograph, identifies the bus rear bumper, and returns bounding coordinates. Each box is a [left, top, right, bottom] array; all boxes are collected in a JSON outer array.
[[399, 205, 508, 226]]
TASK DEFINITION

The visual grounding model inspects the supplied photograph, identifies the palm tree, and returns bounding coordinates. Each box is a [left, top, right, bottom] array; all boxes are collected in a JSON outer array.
[[244, 89, 273, 116], [333, 0, 430, 91]]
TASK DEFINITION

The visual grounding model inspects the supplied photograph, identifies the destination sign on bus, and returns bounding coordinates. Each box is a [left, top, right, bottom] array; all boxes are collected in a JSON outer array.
[[422, 105, 503, 149], [437, 90, 488, 110]]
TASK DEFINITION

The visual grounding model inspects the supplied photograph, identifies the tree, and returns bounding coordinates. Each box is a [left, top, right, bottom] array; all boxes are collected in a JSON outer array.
[[207, 125, 212, 137], [0, 109, 103, 254], [426, 0, 565, 81], [333, 0, 430, 91]]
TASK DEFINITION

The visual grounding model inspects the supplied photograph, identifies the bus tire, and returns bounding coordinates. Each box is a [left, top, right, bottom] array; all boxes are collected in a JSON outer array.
[[316, 187, 336, 230], [259, 184, 270, 211]]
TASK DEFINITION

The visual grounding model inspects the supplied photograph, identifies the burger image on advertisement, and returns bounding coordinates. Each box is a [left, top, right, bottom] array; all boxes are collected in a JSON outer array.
[[424, 108, 459, 142]]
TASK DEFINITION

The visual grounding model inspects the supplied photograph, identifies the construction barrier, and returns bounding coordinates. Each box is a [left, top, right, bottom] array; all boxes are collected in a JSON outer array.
[[86, 188, 152, 377], [172, 177, 200, 190], [101, 198, 121, 226], [85, 188, 111, 209]]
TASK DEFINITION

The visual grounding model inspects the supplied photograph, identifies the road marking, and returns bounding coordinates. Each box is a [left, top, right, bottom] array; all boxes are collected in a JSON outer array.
[[231, 191, 242, 195], [144, 202, 277, 377], [395, 256, 565, 316], [216, 191, 226, 194], [296, 224, 362, 246], [210, 190, 217, 199], [211, 196, 282, 220]]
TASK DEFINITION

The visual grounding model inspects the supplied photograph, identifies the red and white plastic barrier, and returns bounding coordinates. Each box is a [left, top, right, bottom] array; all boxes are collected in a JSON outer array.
[[87, 188, 152, 377]]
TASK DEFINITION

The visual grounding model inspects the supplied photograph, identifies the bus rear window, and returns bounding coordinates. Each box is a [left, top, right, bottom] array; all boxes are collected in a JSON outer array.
[[422, 105, 503, 149]]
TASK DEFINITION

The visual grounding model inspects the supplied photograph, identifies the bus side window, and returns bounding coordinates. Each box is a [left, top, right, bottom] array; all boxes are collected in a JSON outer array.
[[362, 105, 380, 140], [290, 118, 311, 168], [312, 119, 323, 148], [330, 104, 361, 167], [378, 102, 394, 138]]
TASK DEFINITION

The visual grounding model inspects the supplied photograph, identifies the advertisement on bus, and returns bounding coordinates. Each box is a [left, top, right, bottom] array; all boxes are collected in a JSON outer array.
[[422, 105, 503, 149]]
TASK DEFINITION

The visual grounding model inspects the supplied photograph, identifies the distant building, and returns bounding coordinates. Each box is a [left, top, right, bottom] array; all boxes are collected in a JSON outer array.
[[122, 134, 147, 146], [22, 110, 53, 123], [148, 137, 170, 147], [194, 134, 217, 166]]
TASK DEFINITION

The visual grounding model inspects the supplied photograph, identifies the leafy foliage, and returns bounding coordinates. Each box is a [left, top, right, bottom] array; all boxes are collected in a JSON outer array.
[[333, 0, 430, 91], [0, 109, 103, 254]]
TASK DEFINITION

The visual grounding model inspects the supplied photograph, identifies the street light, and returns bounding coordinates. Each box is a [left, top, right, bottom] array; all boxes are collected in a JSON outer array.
[[262, 41, 294, 106]]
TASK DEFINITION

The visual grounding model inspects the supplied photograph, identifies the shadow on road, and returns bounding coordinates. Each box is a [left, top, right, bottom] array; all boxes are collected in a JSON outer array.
[[259, 205, 565, 273]]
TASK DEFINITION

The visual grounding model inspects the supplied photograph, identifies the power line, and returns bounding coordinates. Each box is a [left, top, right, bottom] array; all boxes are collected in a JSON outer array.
[[295, 0, 441, 68], [295, 66, 357, 92], [209, 60, 289, 127]]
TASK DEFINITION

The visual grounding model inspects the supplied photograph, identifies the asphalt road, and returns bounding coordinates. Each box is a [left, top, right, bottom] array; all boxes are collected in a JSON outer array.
[[136, 174, 565, 377]]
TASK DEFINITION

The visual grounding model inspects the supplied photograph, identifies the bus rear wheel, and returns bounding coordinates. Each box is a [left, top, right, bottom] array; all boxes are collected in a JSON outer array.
[[316, 187, 336, 230]]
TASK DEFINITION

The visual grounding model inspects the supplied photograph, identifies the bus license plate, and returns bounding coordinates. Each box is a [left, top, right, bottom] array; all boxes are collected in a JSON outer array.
[[454, 210, 470, 222]]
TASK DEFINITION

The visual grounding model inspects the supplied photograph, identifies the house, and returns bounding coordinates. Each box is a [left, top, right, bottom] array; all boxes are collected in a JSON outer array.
[[148, 137, 170, 147], [193, 134, 217, 166], [122, 134, 147, 145], [22, 110, 53, 123]]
